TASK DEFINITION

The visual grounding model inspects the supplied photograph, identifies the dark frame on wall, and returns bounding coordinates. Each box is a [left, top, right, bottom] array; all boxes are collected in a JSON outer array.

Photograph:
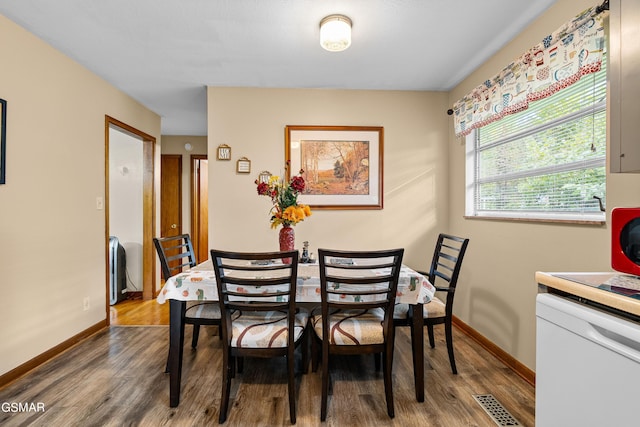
[[0, 99, 6, 184], [285, 125, 383, 210]]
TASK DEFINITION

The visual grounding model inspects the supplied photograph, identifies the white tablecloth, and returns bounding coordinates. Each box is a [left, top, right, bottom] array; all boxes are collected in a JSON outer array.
[[157, 260, 435, 305]]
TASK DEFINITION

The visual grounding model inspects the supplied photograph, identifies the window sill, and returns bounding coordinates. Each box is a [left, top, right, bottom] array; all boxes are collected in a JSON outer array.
[[463, 215, 606, 226]]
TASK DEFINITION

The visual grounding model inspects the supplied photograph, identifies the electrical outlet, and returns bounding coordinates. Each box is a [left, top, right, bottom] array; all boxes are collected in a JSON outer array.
[[83, 297, 90, 311]]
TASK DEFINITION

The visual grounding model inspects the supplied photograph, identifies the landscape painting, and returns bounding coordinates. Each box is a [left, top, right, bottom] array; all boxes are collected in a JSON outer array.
[[301, 139, 370, 196], [285, 126, 383, 209]]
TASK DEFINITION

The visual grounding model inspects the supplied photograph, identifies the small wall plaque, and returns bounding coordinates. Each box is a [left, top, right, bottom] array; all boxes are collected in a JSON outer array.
[[258, 170, 272, 184], [236, 157, 251, 174], [217, 144, 231, 160]]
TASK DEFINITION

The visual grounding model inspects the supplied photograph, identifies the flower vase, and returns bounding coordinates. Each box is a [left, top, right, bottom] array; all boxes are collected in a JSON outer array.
[[279, 225, 295, 264]]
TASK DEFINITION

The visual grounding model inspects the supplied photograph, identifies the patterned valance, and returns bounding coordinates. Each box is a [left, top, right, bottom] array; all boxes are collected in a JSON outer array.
[[453, 4, 608, 137]]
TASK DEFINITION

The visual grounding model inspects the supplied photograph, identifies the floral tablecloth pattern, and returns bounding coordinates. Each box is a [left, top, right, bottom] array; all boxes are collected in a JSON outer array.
[[157, 262, 435, 305]]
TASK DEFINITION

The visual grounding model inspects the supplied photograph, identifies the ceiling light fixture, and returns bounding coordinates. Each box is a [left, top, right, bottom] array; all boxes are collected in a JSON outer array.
[[319, 14, 352, 52]]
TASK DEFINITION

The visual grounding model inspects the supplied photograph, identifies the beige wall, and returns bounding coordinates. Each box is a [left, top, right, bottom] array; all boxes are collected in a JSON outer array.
[[448, 0, 640, 370], [207, 87, 449, 270], [0, 15, 161, 375]]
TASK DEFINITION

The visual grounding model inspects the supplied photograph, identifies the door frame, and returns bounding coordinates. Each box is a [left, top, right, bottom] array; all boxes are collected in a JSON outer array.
[[190, 154, 208, 263], [105, 116, 156, 316]]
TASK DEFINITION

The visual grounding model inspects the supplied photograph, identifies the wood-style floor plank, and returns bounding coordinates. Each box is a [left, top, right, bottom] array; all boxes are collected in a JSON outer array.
[[0, 299, 535, 426], [110, 297, 170, 326]]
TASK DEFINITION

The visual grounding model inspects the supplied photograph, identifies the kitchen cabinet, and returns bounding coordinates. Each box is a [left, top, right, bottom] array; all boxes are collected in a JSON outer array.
[[610, 0, 640, 173]]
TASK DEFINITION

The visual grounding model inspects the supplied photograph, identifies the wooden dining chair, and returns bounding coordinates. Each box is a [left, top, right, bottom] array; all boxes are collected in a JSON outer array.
[[153, 234, 221, 371], [211, 249, 308, 424], [311, 248, 404, 421], [394, 233, 469, 375]]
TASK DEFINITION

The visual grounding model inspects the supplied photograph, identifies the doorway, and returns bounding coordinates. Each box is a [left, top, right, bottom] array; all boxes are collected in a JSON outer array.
[[159, 154, 183, 242], [105, 116, 156, 314], [158, 154, 208, 261], [156, 138, 208, 260]]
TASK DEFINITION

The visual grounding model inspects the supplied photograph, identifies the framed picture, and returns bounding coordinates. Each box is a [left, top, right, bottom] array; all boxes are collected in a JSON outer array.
[[0, 99, 5, 184], [236, 157, 251, 174], [285, 125, 383, 210], [258, 170, 272, 184], [217, 144, 231, 160]]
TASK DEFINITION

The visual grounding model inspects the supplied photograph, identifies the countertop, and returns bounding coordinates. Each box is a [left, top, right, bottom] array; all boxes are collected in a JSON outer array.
[[535, 271, 640, 318]]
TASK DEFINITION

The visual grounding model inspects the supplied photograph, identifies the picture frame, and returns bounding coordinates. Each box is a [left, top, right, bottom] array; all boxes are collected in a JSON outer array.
[[285, 125, 383, 210], [236, 157, 251, 174], [217, 144, 231, 160], [0, 99, 5, 185], [258, 170, 272, 184]]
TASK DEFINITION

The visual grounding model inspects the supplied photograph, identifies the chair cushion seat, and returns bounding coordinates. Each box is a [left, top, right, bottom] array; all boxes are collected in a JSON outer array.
[[230, 309, 309, 348], [185, 301, 221, 320], [423, 297, 446, 318], [394, 297, 446, 320], [312, 308, 386, 345]]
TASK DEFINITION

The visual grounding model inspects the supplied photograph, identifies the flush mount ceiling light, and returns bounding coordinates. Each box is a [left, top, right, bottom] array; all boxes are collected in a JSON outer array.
[[319, 14, 352, 52]]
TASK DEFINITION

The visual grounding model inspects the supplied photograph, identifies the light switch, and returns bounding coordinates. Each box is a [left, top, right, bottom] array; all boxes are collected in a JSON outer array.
[[96, 197, 104, 210]]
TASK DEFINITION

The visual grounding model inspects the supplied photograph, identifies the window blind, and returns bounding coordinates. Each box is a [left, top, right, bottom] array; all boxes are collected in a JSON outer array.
[[469, 58, 606, 221]]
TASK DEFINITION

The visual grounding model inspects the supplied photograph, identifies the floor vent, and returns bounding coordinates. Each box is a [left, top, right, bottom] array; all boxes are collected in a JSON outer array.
[[472, 394, 521, 426]]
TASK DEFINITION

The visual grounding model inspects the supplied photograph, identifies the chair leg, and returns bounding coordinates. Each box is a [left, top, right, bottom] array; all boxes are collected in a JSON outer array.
[[287, 348, 297, 424], [219, 354, 232, 423], [301, 328, 309, 374], [444, 320, 457, 374], [230, 356, 236, 378], [410, 310, 425, 402], [311, 334, 320, 373], [191, 325, 201, 349], [383, 347, 395, 418], [320, 344, 329, 421], [427, 324, 436, 348]]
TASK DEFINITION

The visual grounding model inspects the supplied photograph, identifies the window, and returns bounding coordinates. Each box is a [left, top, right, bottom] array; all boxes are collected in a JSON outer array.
[[465, 59, 607, 223]]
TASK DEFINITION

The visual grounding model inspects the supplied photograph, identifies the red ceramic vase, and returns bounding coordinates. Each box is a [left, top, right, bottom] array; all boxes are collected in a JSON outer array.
[[279, 225, 295, 264]]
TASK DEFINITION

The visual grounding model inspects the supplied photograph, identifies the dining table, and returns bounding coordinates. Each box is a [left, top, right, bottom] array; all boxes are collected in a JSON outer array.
[[157, 259, 436, 407]]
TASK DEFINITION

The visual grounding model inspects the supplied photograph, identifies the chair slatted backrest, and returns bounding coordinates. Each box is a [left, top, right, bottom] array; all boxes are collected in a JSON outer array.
[[428, 234, 470, 303], [153, 234, 197, 280], [318, 248, 404, 321], [210, 250, 300, 344]]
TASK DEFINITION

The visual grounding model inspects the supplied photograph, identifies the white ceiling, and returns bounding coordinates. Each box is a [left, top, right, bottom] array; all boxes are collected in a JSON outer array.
[[0, 0, 558, 135]]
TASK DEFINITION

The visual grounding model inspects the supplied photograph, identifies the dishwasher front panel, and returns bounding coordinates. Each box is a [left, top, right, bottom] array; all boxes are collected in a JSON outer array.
[[536, 293, 640, 427]]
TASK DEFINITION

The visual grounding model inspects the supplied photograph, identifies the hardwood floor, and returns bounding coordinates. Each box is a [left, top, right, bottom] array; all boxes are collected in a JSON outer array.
[[109, 297, 170, 326], [1, 298, 535, 426]]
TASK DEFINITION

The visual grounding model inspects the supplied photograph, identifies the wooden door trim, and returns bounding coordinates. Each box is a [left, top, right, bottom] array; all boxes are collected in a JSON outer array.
[[105, 116, 156, 316], [190, 155, 207, 262]]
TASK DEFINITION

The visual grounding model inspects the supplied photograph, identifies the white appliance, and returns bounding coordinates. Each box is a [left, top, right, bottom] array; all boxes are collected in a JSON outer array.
[[536, 292, 640, 426]]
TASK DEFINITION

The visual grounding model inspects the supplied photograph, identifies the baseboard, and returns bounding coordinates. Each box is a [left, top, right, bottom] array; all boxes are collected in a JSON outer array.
[[0, 320, 107, 388], [453, 315, 536, 387], [125, 291, 143, 300]]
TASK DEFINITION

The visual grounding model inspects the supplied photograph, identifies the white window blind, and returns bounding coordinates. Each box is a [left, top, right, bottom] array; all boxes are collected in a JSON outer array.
[[466, 58, 606, 222]]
